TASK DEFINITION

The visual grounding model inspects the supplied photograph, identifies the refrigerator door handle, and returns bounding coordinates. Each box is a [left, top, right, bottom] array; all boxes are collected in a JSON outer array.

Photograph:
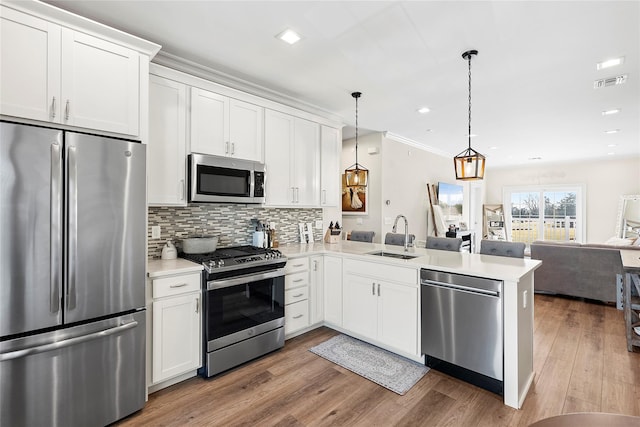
[[50, 142, 62, 313], [67, 145, 77, 310], [0, 320, 139, 362]]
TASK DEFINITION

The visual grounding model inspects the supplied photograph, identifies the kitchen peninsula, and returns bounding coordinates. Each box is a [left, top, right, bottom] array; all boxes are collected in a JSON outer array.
[[276, 240, 542, 410]]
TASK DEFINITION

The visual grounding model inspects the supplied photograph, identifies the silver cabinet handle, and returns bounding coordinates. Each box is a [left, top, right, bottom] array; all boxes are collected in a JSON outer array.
[[293, 314, 303, 319], [293, 278, 304, 283], [293, 263, 304, 268], [372, 282, 375, 295], [225, 141, 230, 154], [0, 321, 138, 362], [295, 187, 299, 203], [67, 145, 77, 310], [64, 100, 70, 121], [322, 190, 326, 204], [50, 142, 62, 313], [377, 283, 380, 296], [179, 179, 185, 200], [50, 97, 56, 120], [195, 296, 199, 314], [231, 142, 235, 155], [292, 293, 304, 298], [313, 260, 318, 271], [169, 283, 188, 288], [291, 187, 295, 203]]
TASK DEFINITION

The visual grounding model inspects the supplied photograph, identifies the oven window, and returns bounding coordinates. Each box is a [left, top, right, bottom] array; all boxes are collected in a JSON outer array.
[[197, 165, 250, 196], [206, 276, 284, 341]]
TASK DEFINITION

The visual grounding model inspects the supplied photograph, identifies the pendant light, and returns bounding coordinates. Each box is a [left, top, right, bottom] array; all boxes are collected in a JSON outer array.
[[345, 91, 368, 187], [454, 49, 486, 180]]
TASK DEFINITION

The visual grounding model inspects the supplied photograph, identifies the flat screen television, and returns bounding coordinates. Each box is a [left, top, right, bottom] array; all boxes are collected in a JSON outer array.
[[437, 182, 463, 222]]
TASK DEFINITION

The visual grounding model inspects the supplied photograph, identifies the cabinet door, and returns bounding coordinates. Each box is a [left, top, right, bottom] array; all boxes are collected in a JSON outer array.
[[323, 256, 343, 326], [229, 99, 263, 162], [61, 29, 140, 135], [152, 293, 201, 383], [148, 75, 187, 205], [342, 273, 378, 340], [320, 125, 340, 207], [190, 87, 229, 156], [377, 281, 419, 355], [0, 6, 61, 122], [292, 118, 320, 206], [309, 256, 324, 325], [264, 109, 294, 205]]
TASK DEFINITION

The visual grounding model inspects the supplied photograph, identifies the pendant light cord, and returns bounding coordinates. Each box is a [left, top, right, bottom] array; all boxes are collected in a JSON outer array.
[[468, 53, 472, 150], [355, 94, 359, 167]]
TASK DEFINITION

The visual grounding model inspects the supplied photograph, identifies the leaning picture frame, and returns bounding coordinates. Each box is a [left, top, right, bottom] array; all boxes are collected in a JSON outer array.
[[341, 174, 367, 215]]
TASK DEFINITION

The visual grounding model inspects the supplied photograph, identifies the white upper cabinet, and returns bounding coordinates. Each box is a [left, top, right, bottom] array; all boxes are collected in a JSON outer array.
[[264, 109, 320, 206], [0, 6, 61, 122], [320, 125, 340, 207], [0, 4, 144, 136], [190, 87, 263, 162], [148, 74, 187, 206]]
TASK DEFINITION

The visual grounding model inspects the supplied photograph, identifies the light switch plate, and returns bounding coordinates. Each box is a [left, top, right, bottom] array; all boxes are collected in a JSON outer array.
[[357, 218, 363, 225], [151, 225, 161, 239], [315, 220, 323, 229]]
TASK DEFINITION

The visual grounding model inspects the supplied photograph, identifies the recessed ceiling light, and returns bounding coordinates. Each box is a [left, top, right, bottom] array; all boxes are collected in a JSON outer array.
[[604, 129, 621, 134], [602, 108, 621, 116], [417, 107, 430, 114], [597, 57, 624, 70], [425, 129, 432, 132], [276, 29, 301, 45]]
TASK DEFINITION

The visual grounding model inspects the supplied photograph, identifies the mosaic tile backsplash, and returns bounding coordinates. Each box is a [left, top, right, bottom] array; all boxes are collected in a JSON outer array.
[[148, 205, 323, 259]]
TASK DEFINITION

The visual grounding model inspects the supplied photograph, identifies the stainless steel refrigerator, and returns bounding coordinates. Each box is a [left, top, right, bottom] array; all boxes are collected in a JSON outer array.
[[0, 121, 147, 426]]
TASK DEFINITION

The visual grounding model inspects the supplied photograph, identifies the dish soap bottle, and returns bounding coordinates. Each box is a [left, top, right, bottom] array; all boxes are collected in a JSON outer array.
[[161, 240, 177, 260]]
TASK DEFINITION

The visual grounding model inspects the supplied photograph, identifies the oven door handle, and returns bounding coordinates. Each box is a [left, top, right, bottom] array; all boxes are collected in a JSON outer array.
[[207, 268, 284, 290]]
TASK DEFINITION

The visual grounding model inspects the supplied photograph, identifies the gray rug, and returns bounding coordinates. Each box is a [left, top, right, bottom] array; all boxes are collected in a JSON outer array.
[[309, 334, 429, 395]]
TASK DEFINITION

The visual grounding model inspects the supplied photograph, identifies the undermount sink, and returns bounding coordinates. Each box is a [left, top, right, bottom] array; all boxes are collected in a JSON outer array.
[[367, 251, 419, 260]]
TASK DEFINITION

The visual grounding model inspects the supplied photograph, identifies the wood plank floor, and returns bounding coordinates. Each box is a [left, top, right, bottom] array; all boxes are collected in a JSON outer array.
[[116, 295, 640, 426]]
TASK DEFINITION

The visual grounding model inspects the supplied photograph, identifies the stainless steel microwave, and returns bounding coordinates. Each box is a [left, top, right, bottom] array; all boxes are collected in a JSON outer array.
[[188, 153, 265, 204]]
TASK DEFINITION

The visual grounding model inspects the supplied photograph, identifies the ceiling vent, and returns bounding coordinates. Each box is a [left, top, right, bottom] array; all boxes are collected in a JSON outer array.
[[594, 74, 627, 89]]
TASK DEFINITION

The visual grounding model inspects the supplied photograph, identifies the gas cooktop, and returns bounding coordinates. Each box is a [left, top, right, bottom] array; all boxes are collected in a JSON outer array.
[[180, 245, 286, 275]]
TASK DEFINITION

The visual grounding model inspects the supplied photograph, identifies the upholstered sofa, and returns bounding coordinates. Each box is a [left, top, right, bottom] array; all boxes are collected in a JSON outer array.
[[530, 240, 640, 303]]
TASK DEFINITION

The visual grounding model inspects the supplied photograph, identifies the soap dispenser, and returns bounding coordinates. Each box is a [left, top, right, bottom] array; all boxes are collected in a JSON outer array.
[[161, 240, 177, 260]]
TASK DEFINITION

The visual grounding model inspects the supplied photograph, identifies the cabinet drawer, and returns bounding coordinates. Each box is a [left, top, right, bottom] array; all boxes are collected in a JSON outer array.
[[285, 300, 309, 334], [285, 271, 309, 290], [152, 272, 201, 298], [344, 259, 417, 285], [285, 286, 309, 305], [284, 257, 309, 274]]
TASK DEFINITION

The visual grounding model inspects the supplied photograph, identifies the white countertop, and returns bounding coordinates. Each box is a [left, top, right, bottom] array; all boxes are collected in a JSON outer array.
[[147, 258, 203, 278], [277, 240, 541, 282]]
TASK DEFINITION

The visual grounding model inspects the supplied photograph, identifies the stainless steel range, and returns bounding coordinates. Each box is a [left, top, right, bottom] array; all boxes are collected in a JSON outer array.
[[180, 246, 286, 377]]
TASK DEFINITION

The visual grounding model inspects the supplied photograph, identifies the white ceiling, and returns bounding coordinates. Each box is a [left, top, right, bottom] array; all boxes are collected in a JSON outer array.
[[45, 0, 639, 168]]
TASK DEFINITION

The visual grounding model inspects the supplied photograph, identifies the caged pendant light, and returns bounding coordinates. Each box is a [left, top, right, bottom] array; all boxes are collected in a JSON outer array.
[[454, 49, 486, 180], [345, 91, 368, 187]]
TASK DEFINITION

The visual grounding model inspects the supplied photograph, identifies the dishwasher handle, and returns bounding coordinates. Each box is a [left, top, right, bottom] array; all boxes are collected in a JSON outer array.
[[421, 279, 500, 298]]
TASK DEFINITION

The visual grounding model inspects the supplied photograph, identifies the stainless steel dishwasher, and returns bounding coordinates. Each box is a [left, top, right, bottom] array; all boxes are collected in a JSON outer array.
[[421, 269, 503, 394]]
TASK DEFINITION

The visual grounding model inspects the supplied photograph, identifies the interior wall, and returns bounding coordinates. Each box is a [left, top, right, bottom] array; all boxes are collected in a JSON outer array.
[[340, 133, 383, 242], [380, 137, 456, 246], [483, 156, 640, 243]]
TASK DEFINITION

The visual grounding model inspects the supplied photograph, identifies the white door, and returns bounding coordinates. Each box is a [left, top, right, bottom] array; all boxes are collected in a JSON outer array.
[[0, 6, 61, 122], [152, 293, 201, 383], [342, 274, 378, 340], [190, 87, 229, 156], [320, 125, 340, 207], [292, 118, 320, 206], [61, 29, 139, 135], [323, 256, 343, 326], [229, 99, 263, 162], [377, 281, 419, 355], [264, 109, 294, 205], [148, 75, 187, 205]]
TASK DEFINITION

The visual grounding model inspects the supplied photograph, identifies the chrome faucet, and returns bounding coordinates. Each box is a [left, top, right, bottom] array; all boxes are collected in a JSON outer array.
[[392, 214, 411, 251]]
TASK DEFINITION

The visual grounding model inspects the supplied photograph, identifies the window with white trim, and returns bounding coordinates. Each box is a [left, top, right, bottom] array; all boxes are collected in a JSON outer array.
[[503, 185, 585, 247]]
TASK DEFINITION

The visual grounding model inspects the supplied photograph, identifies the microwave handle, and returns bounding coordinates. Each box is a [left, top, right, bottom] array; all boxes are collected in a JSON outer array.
[[249, 170, 255, 198]]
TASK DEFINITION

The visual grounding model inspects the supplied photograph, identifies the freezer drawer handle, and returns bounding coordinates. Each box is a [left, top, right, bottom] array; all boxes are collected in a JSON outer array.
[[0, 321, 139, 362]]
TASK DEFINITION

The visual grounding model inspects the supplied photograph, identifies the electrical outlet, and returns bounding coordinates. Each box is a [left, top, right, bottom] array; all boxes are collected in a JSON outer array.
[[151, 225, 161, 239], [357, 218, 363, 225], [384, 217, 393, 225], [315, 220, 323, 229]]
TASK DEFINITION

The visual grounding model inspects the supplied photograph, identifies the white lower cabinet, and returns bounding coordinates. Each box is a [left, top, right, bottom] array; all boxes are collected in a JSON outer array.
[[342, 260, 419, 356], [284, 257, 310, 336], [309, 256, 324, 325], [150, 272, 201, 385], [323, 256, 343, 327]]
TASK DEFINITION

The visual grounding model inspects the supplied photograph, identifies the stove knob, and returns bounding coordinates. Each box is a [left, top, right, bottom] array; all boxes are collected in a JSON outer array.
[[218, 260, 225, 267], [208, 261, 215, 269]]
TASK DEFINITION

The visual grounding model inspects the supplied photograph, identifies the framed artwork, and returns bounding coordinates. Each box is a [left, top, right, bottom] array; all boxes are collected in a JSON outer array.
[[342, 174, 367, 215]]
